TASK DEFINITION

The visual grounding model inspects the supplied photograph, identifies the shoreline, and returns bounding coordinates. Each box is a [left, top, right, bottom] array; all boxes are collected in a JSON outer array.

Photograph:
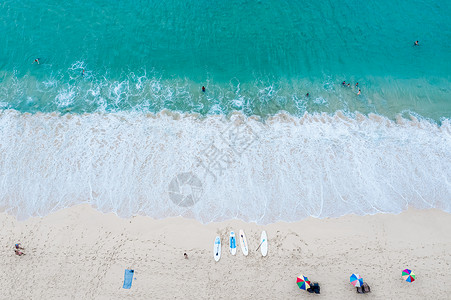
[[1, 204, 450, 299], [1, 106, 450, 124]]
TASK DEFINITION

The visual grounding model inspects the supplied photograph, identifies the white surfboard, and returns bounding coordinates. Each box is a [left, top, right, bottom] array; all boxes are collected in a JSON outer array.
[[260, 231, 268, 257], [214, 236, 221, 262], [239, 229, 248, 256], [230, 231, 237, 255]]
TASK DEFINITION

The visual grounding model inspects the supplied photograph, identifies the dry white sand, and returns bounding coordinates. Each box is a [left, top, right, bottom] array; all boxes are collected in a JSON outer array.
[[1, 205, 450, 299]]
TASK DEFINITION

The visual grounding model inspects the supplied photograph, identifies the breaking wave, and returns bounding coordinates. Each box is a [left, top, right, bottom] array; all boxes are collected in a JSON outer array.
[[0, 109, 449, 223]]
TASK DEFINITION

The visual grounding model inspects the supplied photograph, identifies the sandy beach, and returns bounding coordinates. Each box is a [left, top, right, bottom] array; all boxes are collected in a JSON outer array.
[[1, 205, 450, 299]]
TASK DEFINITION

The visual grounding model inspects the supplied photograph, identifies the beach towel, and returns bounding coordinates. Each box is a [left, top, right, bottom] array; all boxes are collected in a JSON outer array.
[[123, 269, 134, 289]]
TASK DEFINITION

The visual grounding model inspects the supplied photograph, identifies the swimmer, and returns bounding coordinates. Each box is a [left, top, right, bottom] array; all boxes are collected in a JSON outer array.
[[357, 89, 361, 95], [32, 58, 40, 64], [82, 69, 85, 76], [202, 86, 205, 92], [342, 81, 346, 86], [355, 82, 358, 87], [347, 83, 350, 87], [414, 40, 419, 46], [306, 93, 309, 97]]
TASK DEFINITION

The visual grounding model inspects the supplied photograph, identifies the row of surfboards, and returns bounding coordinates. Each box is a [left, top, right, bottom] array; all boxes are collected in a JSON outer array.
[[214, 229, 268, 261]]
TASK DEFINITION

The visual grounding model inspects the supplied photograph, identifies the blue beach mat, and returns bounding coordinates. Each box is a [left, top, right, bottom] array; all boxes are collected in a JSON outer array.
[[123, 269, 134, 289]]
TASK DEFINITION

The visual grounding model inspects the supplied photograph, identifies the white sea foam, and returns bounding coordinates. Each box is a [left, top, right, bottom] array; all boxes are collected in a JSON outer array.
[[0, 110, 450, 223]]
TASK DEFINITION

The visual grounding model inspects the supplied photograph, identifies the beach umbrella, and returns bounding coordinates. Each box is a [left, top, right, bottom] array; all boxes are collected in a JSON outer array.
[[296, 274, 311, 290], [402, 269, 416, 282], [350, 273, 363, 287]]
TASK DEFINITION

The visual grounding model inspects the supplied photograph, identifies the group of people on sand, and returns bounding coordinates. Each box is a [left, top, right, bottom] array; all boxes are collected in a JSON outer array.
[[14, 243, 26, 256]]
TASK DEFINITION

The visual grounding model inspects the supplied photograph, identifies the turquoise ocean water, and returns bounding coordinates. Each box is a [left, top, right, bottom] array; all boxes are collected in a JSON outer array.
[[0, 0, 450, 222], [1, 0, 450, 119]]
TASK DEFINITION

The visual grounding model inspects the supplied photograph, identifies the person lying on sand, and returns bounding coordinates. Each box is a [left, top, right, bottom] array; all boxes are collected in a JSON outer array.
[[184, 253, 188, 259], [15, 243, 24, 250], [14, 249, 25, 256]]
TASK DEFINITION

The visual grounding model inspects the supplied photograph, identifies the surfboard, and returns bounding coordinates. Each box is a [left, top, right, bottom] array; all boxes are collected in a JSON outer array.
[[230, 231, 237, 255], [260, 231, 268, 257], [239, 229, 248, 256], [214, 236, 221, 262]]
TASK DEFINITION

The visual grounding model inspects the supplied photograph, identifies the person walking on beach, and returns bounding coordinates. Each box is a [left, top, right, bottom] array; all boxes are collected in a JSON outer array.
[[32, 58, 40, 64]]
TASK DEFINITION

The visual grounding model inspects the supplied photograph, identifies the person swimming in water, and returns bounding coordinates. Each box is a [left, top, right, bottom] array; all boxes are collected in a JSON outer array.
[[355, 82, 359, 87], [202, 86, 205, 92], [414, 40, 419, 46], [357, 89, 361, 95], [342, 81, 346, 86], [306, 93, 309, 97], [32, 58, 40, 64]]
